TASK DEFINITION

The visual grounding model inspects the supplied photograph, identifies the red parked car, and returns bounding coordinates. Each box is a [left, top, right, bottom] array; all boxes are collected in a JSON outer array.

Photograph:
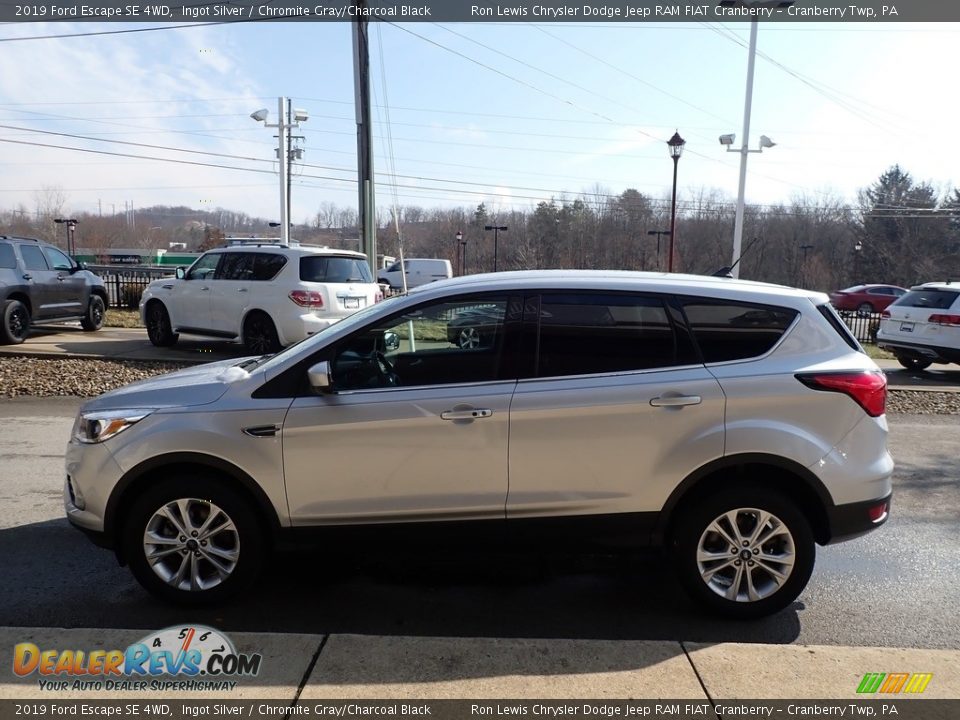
[[829, 284, 907, 315]]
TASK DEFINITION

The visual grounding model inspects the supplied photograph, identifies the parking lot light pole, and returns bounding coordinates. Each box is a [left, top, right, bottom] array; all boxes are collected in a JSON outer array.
[[484, 225, 508, 272], [456, 230, 466, 275], [647, 229, 671, 271], [667, 132, 685, 273], [54, 218, 78, 256]]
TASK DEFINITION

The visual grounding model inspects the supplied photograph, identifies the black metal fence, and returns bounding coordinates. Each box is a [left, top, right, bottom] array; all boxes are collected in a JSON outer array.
[[88, 265, 174, 309], [838, 310, 882, 345]]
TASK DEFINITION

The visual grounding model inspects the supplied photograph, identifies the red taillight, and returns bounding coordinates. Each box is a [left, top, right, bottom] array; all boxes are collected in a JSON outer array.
[[289, 290, 324, 308], [928, 313, 960, 325], [867, 500, 889, 523], [796, 371, 887, 417]]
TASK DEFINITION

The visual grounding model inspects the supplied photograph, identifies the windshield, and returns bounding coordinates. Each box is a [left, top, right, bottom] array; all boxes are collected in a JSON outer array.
[[253, 294, 409, 373]]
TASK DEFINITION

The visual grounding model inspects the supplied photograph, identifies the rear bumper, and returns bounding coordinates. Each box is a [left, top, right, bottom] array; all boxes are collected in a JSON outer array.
[[876, 339, 960, 364], [824, 493, 891, 544]]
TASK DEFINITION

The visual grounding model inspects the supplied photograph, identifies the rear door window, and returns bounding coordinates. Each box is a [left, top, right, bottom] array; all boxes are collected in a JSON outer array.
[[681, 300, 798, 363], [19, 245, 48, 271], [896, 289, 960, 310], [300, 256, 373, 283], [536, 293, 693, 377], [251, 253, 287, 281]]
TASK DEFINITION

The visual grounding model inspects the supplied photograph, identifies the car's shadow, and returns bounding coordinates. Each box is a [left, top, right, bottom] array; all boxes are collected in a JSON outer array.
[[0, 517, 803, 646]]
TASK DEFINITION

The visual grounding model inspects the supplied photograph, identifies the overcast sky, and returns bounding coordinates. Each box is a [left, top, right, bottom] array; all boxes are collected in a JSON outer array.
[[0, 20, 957, 228]]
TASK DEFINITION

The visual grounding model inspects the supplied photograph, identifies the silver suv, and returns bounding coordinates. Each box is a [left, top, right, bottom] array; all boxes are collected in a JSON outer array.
[[0, 235, 107, 344], [65, 271, 892, 618]]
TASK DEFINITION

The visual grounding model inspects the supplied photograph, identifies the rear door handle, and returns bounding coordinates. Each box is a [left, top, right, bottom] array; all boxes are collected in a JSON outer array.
[[650, 395, 701, 407], [441, 408, 493, 420], [22, 274, 32, 280]]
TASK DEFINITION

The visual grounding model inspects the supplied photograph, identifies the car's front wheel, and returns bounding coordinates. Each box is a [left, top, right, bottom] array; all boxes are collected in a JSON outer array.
[[672, 486, 815, 619], [123, 475, 265, 604], [145, 301, 178, 347], [857, 302, 874, 316], [896, 355, 931, 371], [0, 299, 30, 344], [80, 295, 105, 331]]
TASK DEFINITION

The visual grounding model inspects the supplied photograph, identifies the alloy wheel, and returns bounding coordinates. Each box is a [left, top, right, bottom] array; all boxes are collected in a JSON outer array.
[[143, 498, 240, 592], [695, 507, 796, 603]]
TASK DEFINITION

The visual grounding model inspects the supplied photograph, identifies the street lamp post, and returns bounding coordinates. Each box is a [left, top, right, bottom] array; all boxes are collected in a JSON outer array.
[[250, 98, 308, 246], [667, 132, 685, 273], [54, 218, 78, 256], [718, 0, 794, 278], [484, 225, 508, 272], [647, 229, 671, 271], [455, 230, 466, 275]]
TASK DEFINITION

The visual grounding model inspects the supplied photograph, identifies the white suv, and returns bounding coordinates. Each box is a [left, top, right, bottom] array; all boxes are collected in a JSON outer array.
[[877, 281, 960, 370], [71, 271, 892, 618], [140, 244, 381, 353]]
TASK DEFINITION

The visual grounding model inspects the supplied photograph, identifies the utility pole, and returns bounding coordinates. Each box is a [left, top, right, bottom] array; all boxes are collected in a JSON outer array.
[[353, 5, 377, 276], [277, 96, 290, 245]]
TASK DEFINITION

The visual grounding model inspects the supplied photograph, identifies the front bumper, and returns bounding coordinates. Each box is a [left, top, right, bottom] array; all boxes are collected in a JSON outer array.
[[824, 493, 892, 544]]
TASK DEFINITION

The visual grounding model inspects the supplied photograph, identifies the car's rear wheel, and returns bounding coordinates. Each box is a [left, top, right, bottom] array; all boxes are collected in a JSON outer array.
[[123, 475, 265, 604], [672, 486, 815, 619], [896, 355, 931, 371], [0, 299, 30, 345], [145, 301, 178, 347], [243, 312, 280, 354], [80, 295, 105, 331]]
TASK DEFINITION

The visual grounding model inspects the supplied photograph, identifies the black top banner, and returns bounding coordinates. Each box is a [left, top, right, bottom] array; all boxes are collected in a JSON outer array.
[[0, 0, 941, 24]]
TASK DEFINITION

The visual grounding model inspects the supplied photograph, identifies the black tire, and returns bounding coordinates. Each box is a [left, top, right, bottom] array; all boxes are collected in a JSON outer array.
[[0, 299, 30, 345], [857, 302, 874, 316], [123, 474, 266, 605], [80, 295, 105, 331], [672, 486, 815, 619], [897, 355, 931, 371], [243, 312, 280, 354], [145, 301, 178, 347]]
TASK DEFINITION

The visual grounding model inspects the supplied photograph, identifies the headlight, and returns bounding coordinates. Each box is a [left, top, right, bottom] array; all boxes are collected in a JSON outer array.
[[73, 409, 153, 444]]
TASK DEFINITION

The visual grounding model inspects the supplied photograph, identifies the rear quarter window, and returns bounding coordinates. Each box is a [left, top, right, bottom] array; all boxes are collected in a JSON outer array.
[[681, 299, 798, 363], [895, 289, 960, 309]]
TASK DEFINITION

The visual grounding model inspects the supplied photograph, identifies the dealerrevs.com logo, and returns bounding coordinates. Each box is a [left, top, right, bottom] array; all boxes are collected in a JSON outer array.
[[13, 625, 261, 692]]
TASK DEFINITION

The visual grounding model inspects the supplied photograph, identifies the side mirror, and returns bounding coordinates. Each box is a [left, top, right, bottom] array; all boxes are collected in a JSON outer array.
[[383, 331, 400, 351], [175, 266, 186, 280], [307, 360, 332, 392], [69, 261, 85, 274]]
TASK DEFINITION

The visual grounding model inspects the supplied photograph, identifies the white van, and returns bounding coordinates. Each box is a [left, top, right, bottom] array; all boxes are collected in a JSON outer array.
[[378, 258, 453, 289]]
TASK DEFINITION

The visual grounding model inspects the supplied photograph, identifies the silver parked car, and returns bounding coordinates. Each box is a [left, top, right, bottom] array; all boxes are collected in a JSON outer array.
[[65, 271, 893, 618]]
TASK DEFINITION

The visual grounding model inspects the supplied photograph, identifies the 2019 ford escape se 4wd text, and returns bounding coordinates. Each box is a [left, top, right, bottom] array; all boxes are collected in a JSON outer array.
[[66, 271, 892, 618]]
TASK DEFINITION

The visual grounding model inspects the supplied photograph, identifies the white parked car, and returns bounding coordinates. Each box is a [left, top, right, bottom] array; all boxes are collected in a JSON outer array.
[[378, 258, 452, 289], [140, 244, 381, 353], [877, 281, 960, 370]]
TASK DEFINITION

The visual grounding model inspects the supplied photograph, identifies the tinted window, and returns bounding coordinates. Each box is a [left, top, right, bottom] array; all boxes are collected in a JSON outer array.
[[300, 256, 373, 283], [216, 252, 254, 280], [186, 253, 220, 280], [0, 242, 15, 269], [682, 300, 798, 363], [332, 296, 509, 390], [42, 246, 72, 271], [537, 293, 685, 377], [251, 253, 287, 281], [19, 245, 48, 271], [896, 289, 959, 309]]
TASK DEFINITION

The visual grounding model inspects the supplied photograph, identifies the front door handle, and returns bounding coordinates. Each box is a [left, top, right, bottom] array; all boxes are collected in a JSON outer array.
[[650, 395, 701, 407], [441, 408, 493, 421], [22, 273, 32, 280]]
